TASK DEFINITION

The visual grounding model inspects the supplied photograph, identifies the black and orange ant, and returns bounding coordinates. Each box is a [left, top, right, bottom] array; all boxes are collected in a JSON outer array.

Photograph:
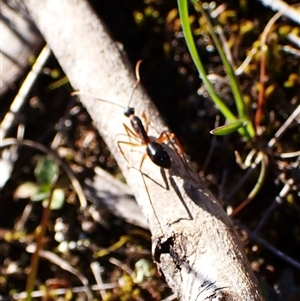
[[72, 60, 197, 232], [73, 61, 194, 177], [116, 61, 191, 174], [121, 108, 170, 169]]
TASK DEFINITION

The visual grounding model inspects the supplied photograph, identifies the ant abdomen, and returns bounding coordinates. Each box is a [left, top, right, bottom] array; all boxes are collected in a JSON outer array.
[[147, 142, 171, 169]]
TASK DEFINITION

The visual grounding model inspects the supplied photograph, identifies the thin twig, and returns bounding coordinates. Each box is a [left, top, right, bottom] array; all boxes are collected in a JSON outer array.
[[12, 283, 118, 300], [0, 138, 87, 209], [0, 45, 51, 139], [254, 179, 294, 234], [255, 11, 282, 129], [90, 261, 107, 299], [268, 103, 300, 148], [240, 224, 300, 271], [26, 244, 93, 300], [258, 0, 300, 25]]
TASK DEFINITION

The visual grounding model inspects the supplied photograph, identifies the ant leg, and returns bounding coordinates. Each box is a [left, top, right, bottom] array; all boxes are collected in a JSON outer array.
[[137, 150, 164, 235], [140, 170, 163, 235], [119, 138, 163, 234], [139, 152, 148, 171], [123, 123, 140, 144], [117, 140, 142, 162], [118, 123, 142, 161], [141, 112, 149, 134], [156, 131, 198, 182]]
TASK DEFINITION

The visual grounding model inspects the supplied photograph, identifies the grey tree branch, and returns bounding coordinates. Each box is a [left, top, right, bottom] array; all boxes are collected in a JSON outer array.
[[84, 167, 148, 229], [21, 0, 264, 299]]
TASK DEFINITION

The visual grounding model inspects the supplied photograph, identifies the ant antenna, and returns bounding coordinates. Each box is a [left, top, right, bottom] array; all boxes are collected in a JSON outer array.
[[71, 60, 143, 110], [71, 91, 124, 109], [127, 60, 143, 108]]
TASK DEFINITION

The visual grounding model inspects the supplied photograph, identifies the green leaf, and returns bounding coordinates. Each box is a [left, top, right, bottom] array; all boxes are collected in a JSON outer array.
[[210, 120, 247, 135], [14, 182, 39, 199], [31, 184, 50, 202], [34, 157, 59, 185], [42, 188, 65, 210]]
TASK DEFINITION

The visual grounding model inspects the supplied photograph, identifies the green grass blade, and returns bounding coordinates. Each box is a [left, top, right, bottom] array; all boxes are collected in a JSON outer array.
[[210, 120, 248, 135], [191, 0, 255, 138], [177, 0, 236, 123], [177, 0, 254, 140]]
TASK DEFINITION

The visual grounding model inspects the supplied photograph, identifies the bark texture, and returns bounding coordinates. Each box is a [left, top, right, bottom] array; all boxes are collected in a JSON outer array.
[[21, 0, 264, 300]]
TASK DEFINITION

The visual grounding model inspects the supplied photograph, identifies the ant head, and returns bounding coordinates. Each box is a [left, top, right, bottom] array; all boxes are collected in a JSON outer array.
[[124, 107, 135, 117]]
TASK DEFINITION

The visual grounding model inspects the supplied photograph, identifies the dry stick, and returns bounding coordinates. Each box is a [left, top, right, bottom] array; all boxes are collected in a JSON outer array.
[[0, 44, 51, 139], [84, 166, 148, 229], [90, 261, 107, 300], [0, 45, 51, 188], [13, 283, 118, 301], [255, 11, 282, 130], [26, 245, 93, 300], [22, 0, 264, 300], [267, 104, 300, 148], [258, 0, 300, 25], [1, 138, 87, 209]]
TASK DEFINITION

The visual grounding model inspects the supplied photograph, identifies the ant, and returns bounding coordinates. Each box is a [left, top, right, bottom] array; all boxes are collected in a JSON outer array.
[[72, 60, 197, 232], [113, 61, 196, 182], [117, 61, 173, 172], [73, 61, 194, 177], [120, 105, 171, 169]]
